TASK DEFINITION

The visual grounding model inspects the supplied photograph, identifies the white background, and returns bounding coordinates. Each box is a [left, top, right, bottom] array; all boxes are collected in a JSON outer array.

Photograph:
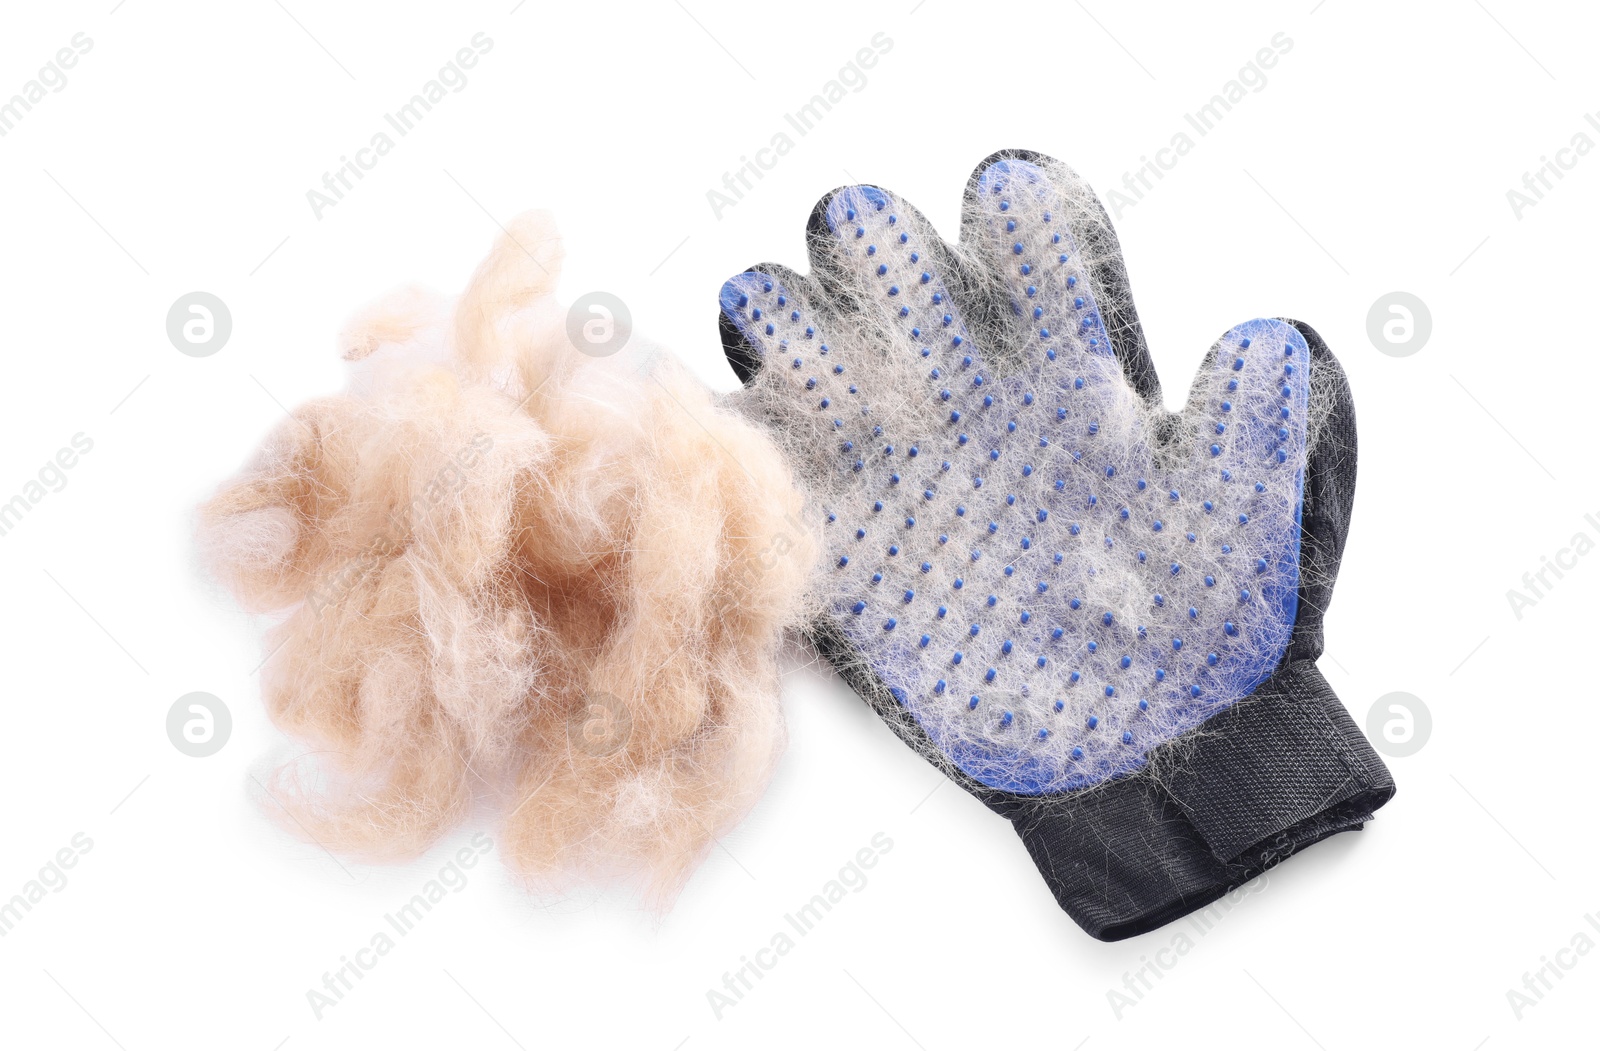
[[1, 0, 1595, 1047]]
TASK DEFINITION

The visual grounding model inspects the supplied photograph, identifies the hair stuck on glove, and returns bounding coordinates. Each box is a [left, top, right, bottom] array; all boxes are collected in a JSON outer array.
[[198, 212, 814, 905], [718, 158, 1332, 794], [716, 150, 1394, 939]]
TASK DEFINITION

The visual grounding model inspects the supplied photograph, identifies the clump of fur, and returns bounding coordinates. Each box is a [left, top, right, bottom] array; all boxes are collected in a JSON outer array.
[[199, 212, 813, 903]]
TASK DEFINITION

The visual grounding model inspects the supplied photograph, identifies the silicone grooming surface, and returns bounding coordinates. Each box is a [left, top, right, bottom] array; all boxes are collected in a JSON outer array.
[[720, 158, 1307, 795]]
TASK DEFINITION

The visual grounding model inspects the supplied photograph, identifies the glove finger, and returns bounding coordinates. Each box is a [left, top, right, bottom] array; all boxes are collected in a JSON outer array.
[[1277, 319, 1355, 661], [723, 186, 1012, 532], [809, 185, 1014, 475], [719, 266, 883, 480], [967, 157, 1142, 426], [964, 149, 1163, 405], [823, 186, 1031, 503], [1177, 317, 1309, 558], [810, 184, 983, 384], [719, 262, 978, 506], [1146, 317, 1310, 717]]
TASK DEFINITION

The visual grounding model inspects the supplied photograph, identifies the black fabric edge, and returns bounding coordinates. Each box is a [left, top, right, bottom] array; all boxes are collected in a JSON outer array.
[[1004, 659, 1395, 941]]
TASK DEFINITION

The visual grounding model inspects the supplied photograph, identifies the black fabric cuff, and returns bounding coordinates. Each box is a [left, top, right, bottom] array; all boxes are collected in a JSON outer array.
[[992, 659, 1395, 941]]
